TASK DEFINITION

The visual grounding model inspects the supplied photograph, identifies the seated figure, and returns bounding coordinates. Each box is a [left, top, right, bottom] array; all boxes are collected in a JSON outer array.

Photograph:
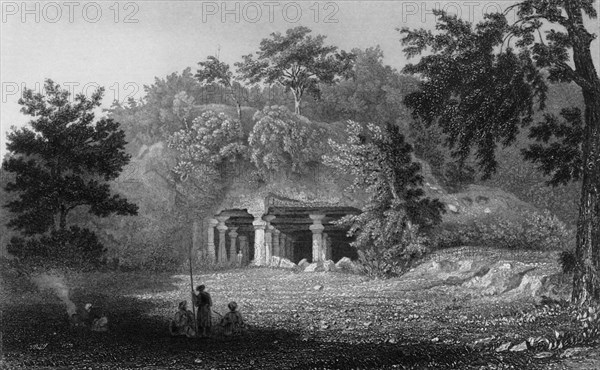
[[220, 301, 245, 337], [169, 301, 196, 338]]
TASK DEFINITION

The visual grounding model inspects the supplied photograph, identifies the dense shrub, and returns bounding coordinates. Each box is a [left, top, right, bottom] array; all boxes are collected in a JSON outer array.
[[326, 122, 444, 278], [356, 223, 430, 277], [249, 106, 327, 177], [7, 226, 105, 268], [433, 209, 574, 251]]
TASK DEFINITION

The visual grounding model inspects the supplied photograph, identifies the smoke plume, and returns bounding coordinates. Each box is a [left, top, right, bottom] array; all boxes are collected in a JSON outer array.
[[31, 272, 77, 316]]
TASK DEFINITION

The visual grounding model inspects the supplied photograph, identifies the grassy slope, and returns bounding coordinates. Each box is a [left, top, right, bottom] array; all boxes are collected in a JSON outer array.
[[2, 250, 597, 369]]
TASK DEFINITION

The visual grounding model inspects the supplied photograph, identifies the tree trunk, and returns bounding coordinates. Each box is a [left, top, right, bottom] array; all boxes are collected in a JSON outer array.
[[567, 3, 600, 305], [572, 88, 600, 305], [292, 89, 301, 115], [236, 102, 242, 122]]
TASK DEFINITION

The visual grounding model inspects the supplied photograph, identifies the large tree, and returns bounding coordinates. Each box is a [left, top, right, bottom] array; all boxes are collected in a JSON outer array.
[[196, 56, 246, 122], [3, 80, 138, 239], [400, 1, 599, 304], [235, 26, 354, 115]]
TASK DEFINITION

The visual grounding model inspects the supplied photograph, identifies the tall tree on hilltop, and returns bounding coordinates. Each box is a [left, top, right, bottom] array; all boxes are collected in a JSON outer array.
[[400, 1, 599, 304], [2, 80, 138, 242], [235, 26, 355, 115], [196, 56, 245, 121]]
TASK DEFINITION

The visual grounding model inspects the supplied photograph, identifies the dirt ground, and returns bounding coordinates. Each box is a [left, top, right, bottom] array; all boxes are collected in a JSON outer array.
[[1, 257, 599, 369]]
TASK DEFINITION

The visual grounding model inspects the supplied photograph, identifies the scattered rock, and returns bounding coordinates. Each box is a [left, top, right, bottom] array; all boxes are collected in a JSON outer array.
[[323, 260, 337, 272], [484, 207, 491, 214], [270, 256, 281, 267], [509, 341, 528, 352], [313, 285, 323, 291], [298, 259, 309, 269], [447, 204, 459, 213], [495, 342, 512, 352], [335, 257, 356, 271], [279, 258, 296, 269], [29, 343, 48, 350], [473, 337, 494, 346], [560, 347, 590, 358], [431, 337, 439, 343], [533, 352, 554, 359], [305, 263, 319, 272]]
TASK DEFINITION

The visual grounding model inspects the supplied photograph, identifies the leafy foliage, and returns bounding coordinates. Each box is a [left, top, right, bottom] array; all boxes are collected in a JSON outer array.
[[522, 107, 585, 186], [168, 110, 248, 180], [400, 11, 546, 178], [2, 80, 138, 262], [400, 1, 600, 304], [236, 26, 354, 115], [7, 226, 105, 267], [196, 56, 246, 121], [249, 106, 326, 177], [325, 121, 445, 277], [434, 209, 574, 251], [310, 46, 417, 126]]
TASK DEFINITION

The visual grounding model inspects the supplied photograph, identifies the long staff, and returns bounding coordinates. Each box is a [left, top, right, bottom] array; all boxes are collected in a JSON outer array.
[[189, 242, 198, 337]]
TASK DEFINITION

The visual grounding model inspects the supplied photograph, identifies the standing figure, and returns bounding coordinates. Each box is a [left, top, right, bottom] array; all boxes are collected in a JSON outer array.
[[220, 301, 245, 337], [169, 301, 196, 338], [193, 285, 212, 338]]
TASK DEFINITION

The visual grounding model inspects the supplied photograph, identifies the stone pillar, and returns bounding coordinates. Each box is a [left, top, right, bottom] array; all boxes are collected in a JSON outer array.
[[264, 215, 275, 265], [228, 227, 238, 263], [279, 233, 286, 259], [321, 233, 328, 261], [272, 229, 281, 257], [216, 216, 229, 263], [207, 218, 218, 263], [239, 235, 249, 265], [309, 214, 325, 263], [252, 213, 266, 266], [287, 236, 294, 262], [325, 235, 333, 260]]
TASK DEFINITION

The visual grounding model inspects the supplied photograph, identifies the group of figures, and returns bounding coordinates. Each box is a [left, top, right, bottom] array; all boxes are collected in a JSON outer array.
[[169, 284, 245, 338], [70, 303, 109, 332]]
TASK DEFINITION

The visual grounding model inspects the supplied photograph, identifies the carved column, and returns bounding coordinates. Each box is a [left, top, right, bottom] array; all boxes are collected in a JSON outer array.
[[321, 233, 328, 261], [272, 229, 281, 258], [228, 227, 238, 263], [325, 234, 333, 260], [239, 235, 248, 265], [309, 214, 325, 263], [207, 218, 219, 263], [216, 216, 229, 263], [264, 215, 275, 265], [287, 235, 294, 262], [279, 233, 286, 259], [252, 212, 266, 266]]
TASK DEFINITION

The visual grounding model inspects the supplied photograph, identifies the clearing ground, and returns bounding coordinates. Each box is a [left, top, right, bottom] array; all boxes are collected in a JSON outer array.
[[1, 247, 599, 369]]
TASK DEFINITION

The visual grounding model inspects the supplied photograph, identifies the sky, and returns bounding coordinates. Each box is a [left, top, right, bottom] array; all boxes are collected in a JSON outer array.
[[1, 0, 599, 159]]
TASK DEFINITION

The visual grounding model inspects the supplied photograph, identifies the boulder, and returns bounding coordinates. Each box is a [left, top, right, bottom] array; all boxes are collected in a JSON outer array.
[[279, 258, 296, 269], [298, 259, 310, 269], [335, 257, 355, 271], [447, 204, 459, 213], [270, 256, 281, 268], [304, 263, 319, 272], [323, 260, 337, 272]]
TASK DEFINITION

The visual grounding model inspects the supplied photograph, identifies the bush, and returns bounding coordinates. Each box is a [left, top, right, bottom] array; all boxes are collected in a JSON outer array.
[[433, 209, 574, 251], [7, 226, 105, 268], [357, 223, 430, 278]]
